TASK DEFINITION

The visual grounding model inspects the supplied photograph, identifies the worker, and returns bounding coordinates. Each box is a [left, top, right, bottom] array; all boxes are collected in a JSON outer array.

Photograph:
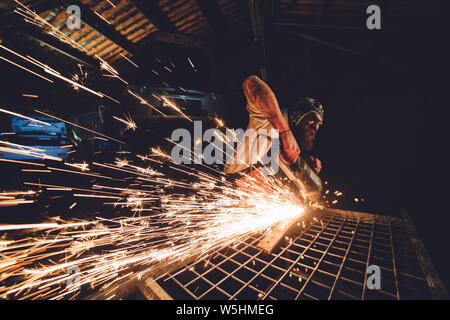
[[224, 75, 324, 183]]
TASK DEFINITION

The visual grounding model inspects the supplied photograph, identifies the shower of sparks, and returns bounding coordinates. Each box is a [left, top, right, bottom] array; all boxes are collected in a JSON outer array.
[[0, 158, 46, 166], [14, 0, 87, 53], [33, 109, 125, 145], [71, 65, 88, 92], [119, 53, 139, 68], [114, 158, 129, 167], [128, 90, 167, 117], [12, 1, 130, 105], [0, 154, 306, 300], [0, 53, 54, 83], [0, 108, 51, 126], [0, 1, 312, 300], [0, 44, 121, 101], [13, 0, 131, 89], [150, 147, 171, 160], [0, 191, 36, 196], [113, 114, 137, 132], [0, 190, 37, 207], [214, 117, 224, 128], [161, 97, 192, 122], [0, 140, 63, 162], [8, 1, 131, 101], [97, 55, 128, 85], [94, 11, 111, 24], [66, 162, 90, 172]]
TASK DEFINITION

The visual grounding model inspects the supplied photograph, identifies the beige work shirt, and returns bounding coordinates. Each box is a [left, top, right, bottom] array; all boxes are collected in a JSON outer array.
[[224, 100, 287, 174]]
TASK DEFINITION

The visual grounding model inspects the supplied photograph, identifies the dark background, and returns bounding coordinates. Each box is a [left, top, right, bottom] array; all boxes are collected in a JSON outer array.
[[212, 12, 450, 288]]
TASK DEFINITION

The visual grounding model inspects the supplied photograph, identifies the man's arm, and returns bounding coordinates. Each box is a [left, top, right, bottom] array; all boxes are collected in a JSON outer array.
[[243, 76, 288, 131], [243, 75, 300, 164]]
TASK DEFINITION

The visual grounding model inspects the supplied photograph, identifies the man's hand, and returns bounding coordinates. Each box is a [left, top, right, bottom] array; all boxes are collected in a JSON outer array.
[[305, 156, 322, 174], [280, 130, 301, 165]]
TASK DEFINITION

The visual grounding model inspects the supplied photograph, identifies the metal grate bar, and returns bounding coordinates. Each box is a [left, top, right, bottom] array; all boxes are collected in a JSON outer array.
[[155, 209, 447, 300], [293, 217, 347, 299], [235, 214, 334, 298], [388, 221, 400, 299], [192, 238, 265, 299], [259, 216, 337, 299], [167, 236, 264, 299], [361, 220, 374, 299], [328, 220, 360, 299]]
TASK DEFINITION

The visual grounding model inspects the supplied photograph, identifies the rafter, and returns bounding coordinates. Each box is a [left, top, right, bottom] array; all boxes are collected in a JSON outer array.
[[132, 0, 177, 33], [4, 23, 97, 68], [195, 0, 226, 36], [73, 0, 136, 55]]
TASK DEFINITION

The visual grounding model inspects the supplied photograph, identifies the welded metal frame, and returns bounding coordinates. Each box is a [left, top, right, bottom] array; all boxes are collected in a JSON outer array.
[[155, 209, 448, 300]]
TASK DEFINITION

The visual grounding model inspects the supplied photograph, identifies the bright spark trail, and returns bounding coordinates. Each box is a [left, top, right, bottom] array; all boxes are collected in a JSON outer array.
[[113, 114, 137, 132], [0, 155, 306, 300], [0, 1, 310, 300]]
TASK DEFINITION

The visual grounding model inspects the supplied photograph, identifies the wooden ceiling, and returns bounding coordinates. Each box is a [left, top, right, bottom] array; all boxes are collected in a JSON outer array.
[[0, 0, 441, 65]]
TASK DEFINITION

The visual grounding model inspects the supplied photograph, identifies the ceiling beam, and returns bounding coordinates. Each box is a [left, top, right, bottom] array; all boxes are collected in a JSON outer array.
[[3, 23, 97, 68], [140, 31, 204, 48], [27, 0, 66, 13], [272, 0, 281, 19], [132, 0, 177, 33], [0, 0, 65, 26], [248, 0, 269, 81], [286, 30, 361, 55], [195, 0, 227, 36], [276, 22, 399, 32], [2, 0, 137, 56], [285, 30, 400, 68]]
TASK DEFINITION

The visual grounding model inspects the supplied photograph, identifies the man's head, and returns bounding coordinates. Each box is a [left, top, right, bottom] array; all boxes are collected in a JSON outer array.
[[288, 98, 324, 152]]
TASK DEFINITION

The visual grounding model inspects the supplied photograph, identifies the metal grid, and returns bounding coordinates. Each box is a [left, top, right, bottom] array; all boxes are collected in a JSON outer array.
[[156, 209, 447, 300]]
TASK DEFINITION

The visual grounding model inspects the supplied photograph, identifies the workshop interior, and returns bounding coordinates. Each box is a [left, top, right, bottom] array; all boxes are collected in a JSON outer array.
[[0, 0, 448, 301]]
